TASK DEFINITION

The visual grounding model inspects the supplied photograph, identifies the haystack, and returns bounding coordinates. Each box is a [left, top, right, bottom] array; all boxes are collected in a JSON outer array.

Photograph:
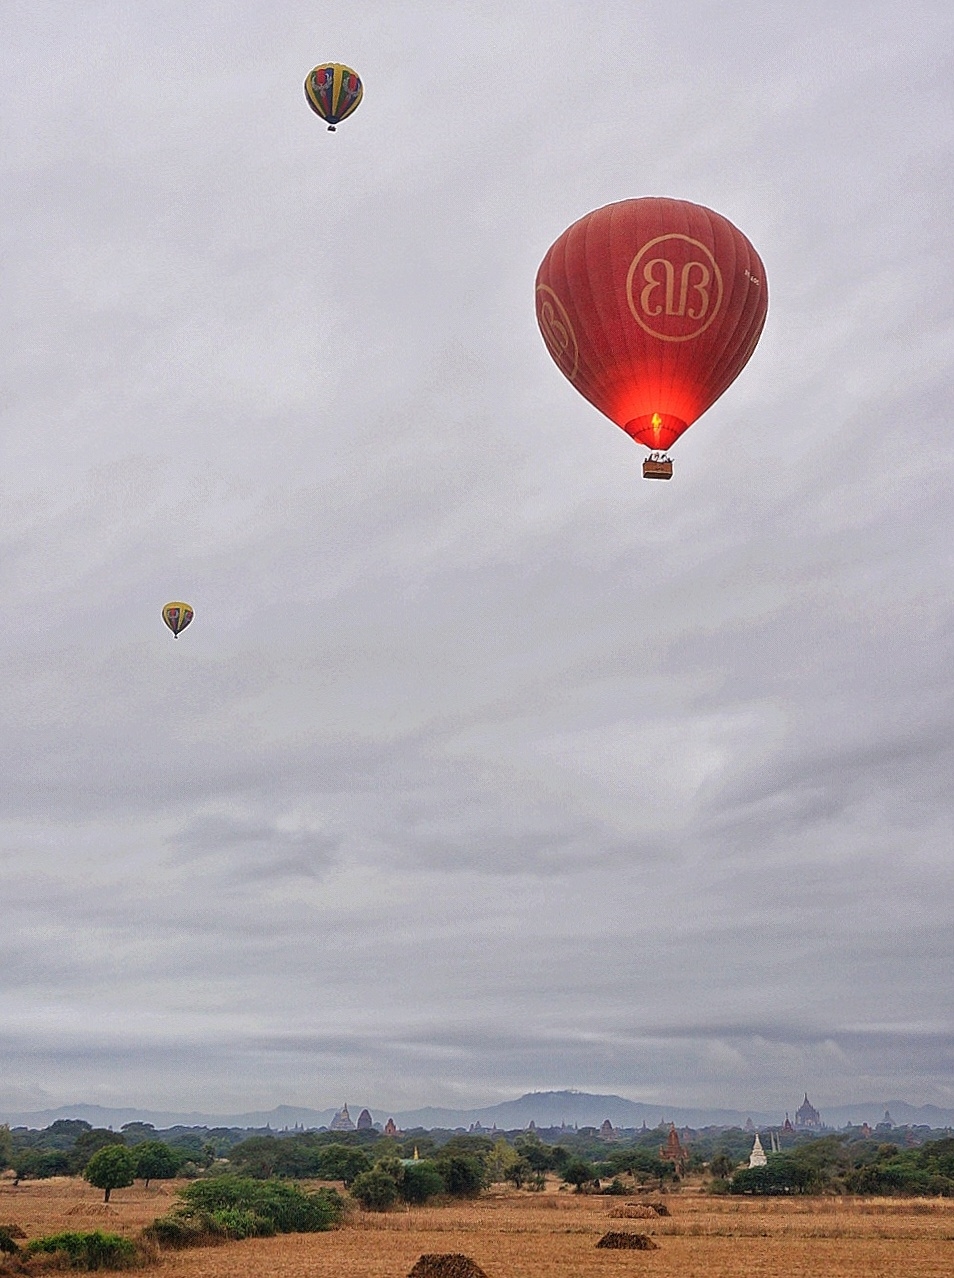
[[633, 1199, 669, 1216], [609, 1204, 658, 1219], [408, 1255, 489, 1278], [596, 1232, 658, 1250]]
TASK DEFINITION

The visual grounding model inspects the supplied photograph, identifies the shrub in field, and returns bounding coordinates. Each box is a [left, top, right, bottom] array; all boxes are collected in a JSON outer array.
[[24, 1230, 139, 1269], [181, 1176, 342, 1230], [600, 1177, 628, 1196], [205, 1208, 272, 1241], [143, 1212, 230, 1249], [145, 1175, 343, 1248], [434, 1154, 485, 1199], [350, 1169, 400, 1211], [401, 1161, 445, 1205]]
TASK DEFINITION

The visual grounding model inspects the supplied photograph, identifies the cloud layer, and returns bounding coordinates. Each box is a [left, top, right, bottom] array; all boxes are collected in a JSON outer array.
[[1, 0, 952, 1117]]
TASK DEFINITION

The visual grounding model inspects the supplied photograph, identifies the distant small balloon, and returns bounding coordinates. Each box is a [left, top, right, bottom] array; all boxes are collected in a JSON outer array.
[[162, 602, 194, 638], [304, 63, 363, 131]]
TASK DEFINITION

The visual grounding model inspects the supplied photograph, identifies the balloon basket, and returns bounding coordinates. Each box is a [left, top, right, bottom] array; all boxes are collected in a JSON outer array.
[[642, 454, 673, 480]]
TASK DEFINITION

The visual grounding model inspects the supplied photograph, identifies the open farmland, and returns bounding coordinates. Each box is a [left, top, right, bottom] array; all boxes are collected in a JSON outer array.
[[2, 1177, 953, 1278]]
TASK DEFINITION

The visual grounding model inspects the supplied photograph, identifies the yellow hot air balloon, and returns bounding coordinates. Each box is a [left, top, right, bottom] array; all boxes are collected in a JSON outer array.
[[162, 602, 194, 638], [304, 63, 363, 131]]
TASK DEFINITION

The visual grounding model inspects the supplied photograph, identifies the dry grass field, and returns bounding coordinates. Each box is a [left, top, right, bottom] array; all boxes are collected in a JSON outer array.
[[2, 1176, 953, 1278]]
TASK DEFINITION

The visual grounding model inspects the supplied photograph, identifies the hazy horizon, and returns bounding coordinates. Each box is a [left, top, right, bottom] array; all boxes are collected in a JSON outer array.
[[5, 1086, 954, 1133]]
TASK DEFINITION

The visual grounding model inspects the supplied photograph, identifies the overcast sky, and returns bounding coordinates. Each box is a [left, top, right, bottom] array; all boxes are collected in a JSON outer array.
[[1, 0, 952, 1120]]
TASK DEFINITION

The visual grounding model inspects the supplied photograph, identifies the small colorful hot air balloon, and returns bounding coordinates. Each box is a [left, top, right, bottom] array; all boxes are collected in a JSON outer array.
[[162, 602, 194, 638], [304, 63, 363, 131], [535, 198, 768, 479]]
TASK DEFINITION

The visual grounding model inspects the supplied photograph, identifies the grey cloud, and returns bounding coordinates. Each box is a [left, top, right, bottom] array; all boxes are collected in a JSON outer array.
[[1, 0, 952, 1114]]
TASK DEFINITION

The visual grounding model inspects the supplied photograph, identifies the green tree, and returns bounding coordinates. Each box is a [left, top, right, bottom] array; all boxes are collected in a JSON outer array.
[[135, 1140, 180, 1188], [83, 1144, 137, 1203], [562, 1158, 596, 1192], [120, 1122, 157, 1145], [374, 1156, 405, 1188], [486, 1138, 519, 1184], [730, 1157, 814, 1195], [401, 1160, 445, 1204], [70, 1128, 125, 1175], [226, 1135, 281, 1178], [435, 1153, 485, 1199], [709, 1153, 736, 1179], [313, 1143, 372, 1186], [350, 1168, 399, 1211], [13, 1150, 71, 1183], [505, 1157, 534, 1189], [43, 1120, 93, 1148], [0, 1125, 12, 1172]]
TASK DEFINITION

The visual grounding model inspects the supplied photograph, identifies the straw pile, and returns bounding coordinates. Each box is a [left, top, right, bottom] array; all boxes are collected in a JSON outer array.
[[596, 1232, 658, 1250], [609, 1204, 658, 1219], [408, 1256, 489, 1278]]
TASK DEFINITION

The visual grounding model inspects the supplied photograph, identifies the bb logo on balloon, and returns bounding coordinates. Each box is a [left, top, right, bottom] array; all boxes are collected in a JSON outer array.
[[626, 234, 724, 342], [535, 285, 579, 381]]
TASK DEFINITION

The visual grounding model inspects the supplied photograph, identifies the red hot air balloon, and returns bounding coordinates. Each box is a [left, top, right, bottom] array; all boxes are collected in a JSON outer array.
[[535, 198, 768, 479]]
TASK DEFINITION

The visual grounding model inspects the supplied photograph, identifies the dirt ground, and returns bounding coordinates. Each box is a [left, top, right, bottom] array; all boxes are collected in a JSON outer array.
[[2, 1176, 953, 1278]]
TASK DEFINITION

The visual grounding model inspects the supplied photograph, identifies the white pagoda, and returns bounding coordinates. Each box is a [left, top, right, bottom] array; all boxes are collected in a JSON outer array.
[[748, 1134, 767, 1168]]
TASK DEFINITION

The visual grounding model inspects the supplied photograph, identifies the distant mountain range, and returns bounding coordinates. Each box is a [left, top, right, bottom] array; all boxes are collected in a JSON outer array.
[[4, 1090, 953, 1132]]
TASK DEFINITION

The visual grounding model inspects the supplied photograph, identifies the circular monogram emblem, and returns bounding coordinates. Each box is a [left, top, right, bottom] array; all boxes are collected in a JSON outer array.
[[626, 234, 724, 342]]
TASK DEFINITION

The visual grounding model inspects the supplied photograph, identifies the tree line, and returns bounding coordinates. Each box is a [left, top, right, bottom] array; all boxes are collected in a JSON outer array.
[[4, 1118, 954, 1202], [725, 1133, 954, 1196]]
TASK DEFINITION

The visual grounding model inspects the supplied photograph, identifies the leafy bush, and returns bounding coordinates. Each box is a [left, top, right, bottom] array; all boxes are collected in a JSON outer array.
[[401, 1160, 445, 1204], [24, 1231, 139, 1270], [13, 1150, 72, 1182], [600, 1177, 629, 1196], [142, 1213, 226, 1249], [350, 1169, 399, 1211], [730, 1158, 817, 1195], [145, 1175, 344, 1248], [434, 1154, 485, 1199], [207, 1208, 272, 1241]]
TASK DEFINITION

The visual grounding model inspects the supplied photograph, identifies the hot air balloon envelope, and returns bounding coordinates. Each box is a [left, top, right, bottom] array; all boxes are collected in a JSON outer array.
[[162, 602, 194, 638], [304, 63, 363, 130], [535, 198, 768, 473]]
